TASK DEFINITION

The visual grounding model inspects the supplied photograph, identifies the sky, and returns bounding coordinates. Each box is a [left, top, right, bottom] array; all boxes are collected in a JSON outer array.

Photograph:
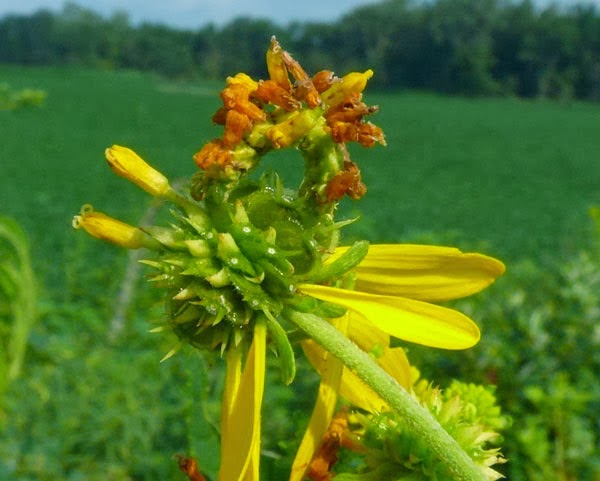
[[0, 0, 598, 30]]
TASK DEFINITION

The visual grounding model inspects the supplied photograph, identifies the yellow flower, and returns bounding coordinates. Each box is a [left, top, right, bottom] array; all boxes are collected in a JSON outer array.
[[72, 204, 160, 250], [219, 319, 266, 481], [290, 243, 505, 481], [105, 145, 175, 198]]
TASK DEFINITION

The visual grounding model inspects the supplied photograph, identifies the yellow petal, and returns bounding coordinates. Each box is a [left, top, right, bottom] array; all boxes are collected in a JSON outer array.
[[290, 316, 348, 481], [298, 284, 480, 349], [218, 322, 266, 481], [335, 244, 505, 302], [339, 347, 412, 412], [345, 310, 390, 351], [303, 313, 412, 413], [221, 348, 242, 439]]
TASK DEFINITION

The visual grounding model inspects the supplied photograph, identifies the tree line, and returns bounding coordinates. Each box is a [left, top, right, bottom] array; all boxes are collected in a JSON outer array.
[[1, 0, 599, 100]]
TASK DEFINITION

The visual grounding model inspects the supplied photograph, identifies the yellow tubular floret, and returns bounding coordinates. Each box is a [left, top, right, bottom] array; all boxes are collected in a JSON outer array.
[[321, 70, 373, 106]]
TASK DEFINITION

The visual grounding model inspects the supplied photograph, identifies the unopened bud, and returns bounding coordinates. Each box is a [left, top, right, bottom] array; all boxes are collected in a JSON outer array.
[[105, 145, 173, 198], [72, 204, 160, 250]]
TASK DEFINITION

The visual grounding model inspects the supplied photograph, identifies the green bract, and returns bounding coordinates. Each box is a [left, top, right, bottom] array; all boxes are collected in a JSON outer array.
[[142, 172, 368, 382]]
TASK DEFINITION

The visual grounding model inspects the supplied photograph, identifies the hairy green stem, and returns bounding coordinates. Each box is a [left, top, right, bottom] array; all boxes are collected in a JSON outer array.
[[287, 309, 487, 481]]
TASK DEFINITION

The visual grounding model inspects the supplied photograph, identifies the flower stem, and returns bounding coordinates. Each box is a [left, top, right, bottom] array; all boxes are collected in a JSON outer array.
[[287, 309, 488, 481]]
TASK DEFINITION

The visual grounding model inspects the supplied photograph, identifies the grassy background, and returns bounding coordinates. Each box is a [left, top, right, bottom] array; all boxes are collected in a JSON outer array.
[[1, 66, 600, 480], [1, 66, 600, 291]]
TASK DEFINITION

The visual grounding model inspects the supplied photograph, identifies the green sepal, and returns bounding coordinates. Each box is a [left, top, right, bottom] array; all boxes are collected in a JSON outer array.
[[263, 311, 296, 385], [142, 225, 188, 250], [228, 270, 282, 314], [183, 239, 212, 257], [179, 200, 212, 234], [287, 293, 347, 319], [306, 240, 369, 284], [257, 259, 295, 298], [229, 223, 295, 276], [180, 257, 221, 278], [216, 232, 258, 277], [183, 280, 251, 328]]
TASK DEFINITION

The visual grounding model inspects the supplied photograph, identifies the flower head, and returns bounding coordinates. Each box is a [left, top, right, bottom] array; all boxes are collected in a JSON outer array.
[[72, 38, 505, 481]]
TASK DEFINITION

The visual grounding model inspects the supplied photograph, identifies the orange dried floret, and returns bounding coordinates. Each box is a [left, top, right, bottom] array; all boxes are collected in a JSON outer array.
[[193, 140, 233, 170], [254, 79, 301, 111], [312, 70, 337, 93], [223, 109, 254, 149], [325, 161, 366, 202], [305, 410, 350, 481], [176, 455, 207, 481], [220, 83, 265, 122], [357, 122, 386, 147], [324, 94, 378, 124]]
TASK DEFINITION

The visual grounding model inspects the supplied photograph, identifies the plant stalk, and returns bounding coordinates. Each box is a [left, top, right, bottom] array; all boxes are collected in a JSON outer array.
[[288, 309, 487, 481]]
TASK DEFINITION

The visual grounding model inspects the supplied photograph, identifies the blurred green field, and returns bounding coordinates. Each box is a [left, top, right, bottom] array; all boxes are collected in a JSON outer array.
[[2, 66, 600, 481], [1, 65, 600, 293]]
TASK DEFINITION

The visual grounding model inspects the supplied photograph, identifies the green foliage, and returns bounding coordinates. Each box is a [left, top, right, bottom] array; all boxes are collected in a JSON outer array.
[[1, 66, 599, 479], [1, 1, 600, 99], [0, 299, 222, 481], [0, 83, 46, 111], [406, 220, 600, 481], [0, 216, 36, 412]]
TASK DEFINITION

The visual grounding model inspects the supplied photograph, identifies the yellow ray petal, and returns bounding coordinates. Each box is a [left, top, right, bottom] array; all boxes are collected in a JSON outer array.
[[334, 244, 505, 302], [221, 347, 243, 442], [303, 313, 412, 413], [290, 316, 348, 481], [298, 284, 480, 349], [218, 322, 267, 481], [345, 311, 390, 351], [339, 347, 412, 412]]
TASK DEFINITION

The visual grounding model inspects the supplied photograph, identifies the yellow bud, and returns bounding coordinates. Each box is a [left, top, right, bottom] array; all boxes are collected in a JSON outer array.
[[72, 204, 159, 250], [322, 70, 374, 107], [105, 145, 172, 198]]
